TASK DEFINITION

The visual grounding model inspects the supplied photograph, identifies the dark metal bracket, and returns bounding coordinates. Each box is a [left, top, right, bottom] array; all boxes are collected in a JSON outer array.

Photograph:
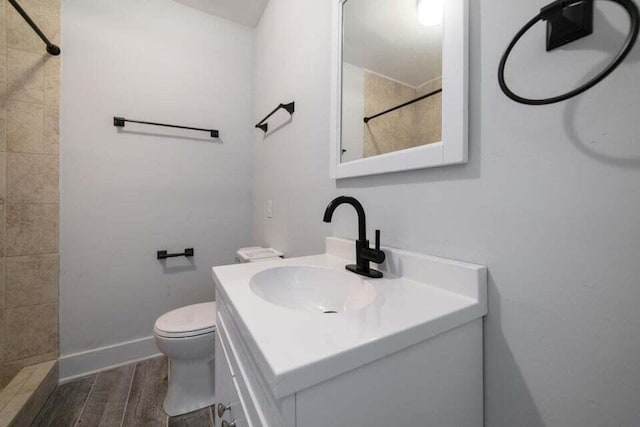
[[157, 248, 194, 260], [114, 117, 219, 138], [255, 102, 295, 133], [8, 0, 60, 56], [543, 0, 594, 51]]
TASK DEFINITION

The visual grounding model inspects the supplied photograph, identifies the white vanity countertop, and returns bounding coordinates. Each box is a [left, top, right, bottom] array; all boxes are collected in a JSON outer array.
[[211, 237, 487, 399]]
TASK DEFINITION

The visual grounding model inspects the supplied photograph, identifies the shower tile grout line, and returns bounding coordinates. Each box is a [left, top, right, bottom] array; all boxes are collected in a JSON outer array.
[[119, 362, 138, 427]]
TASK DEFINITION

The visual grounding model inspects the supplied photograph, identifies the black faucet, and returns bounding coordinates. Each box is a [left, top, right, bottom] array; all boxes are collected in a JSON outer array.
[[323, 196, 386, 278]]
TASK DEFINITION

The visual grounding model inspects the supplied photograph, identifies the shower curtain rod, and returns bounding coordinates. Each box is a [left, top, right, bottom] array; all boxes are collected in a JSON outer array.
[[363, 88, 442, 123], [8, 0, 60, 55]]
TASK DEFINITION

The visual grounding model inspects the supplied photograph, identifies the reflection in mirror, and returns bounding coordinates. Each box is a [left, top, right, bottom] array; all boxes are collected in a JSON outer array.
[[341, 0, 443, 163]]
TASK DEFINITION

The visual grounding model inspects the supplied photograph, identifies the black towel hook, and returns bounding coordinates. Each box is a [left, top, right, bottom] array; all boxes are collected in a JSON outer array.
[[498, 0, 639, 105]]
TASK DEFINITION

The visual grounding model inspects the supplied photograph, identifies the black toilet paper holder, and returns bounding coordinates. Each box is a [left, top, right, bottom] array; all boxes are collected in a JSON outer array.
[[157, 248, 194, 260]]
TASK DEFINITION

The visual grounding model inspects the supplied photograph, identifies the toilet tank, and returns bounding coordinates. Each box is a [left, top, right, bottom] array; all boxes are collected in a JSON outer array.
[[235, 247, 283, 263]]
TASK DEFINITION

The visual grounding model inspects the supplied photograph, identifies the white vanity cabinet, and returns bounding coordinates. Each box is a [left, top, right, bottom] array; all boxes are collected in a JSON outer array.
[[214, 293, 483, 427], [211, 237, 487, 427], [214, 320, 249, 427], [215, 300, 295, 427]]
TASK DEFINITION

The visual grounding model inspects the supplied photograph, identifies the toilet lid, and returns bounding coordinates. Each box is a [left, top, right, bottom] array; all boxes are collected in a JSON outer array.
[[154, 302, 217, 338]]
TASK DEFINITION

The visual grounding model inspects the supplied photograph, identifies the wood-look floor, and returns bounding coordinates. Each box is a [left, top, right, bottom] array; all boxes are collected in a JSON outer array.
[[31, 357, 214, 427]]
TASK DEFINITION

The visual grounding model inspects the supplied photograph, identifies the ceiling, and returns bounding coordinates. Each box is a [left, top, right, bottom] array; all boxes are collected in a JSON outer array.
[[172, 0, 269, 27], [343, 0, 442, 87]]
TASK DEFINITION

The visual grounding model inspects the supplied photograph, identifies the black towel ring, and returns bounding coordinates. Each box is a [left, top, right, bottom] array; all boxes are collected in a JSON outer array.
[[498, 0, 640, 105]]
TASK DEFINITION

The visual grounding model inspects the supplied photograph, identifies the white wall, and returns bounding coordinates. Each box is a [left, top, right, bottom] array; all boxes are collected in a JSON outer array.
[[252, 0, 640, 425], [60, 0, 254, 376], [340, 62, 364, 162], [251, 0, 334, 257]]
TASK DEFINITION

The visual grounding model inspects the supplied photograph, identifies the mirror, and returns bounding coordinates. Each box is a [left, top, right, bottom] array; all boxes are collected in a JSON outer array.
[[331, 0, 468, 179], [341, 0, 442, 162]]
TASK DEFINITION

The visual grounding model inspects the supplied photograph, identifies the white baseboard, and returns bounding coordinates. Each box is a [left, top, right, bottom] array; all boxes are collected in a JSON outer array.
[[59, 336, 161, 383]]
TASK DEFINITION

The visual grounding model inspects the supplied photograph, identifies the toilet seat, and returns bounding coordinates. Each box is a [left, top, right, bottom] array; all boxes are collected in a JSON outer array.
[[154, 302, 217, 339]]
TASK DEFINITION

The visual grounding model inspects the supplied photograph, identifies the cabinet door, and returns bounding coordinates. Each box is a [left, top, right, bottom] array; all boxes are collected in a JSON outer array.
[[215, 330, 249, 427]]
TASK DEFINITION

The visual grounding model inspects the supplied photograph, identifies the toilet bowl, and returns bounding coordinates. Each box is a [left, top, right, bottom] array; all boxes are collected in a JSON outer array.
[[153, 302, 217, 416]]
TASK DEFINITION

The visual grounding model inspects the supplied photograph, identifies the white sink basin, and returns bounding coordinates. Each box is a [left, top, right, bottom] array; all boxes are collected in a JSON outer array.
[[249, 266, 377, 314]]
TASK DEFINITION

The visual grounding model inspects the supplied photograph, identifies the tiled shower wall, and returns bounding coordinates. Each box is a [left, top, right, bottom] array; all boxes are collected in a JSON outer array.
[[363, 73, 442, 158], [0, 0, 60, 388]]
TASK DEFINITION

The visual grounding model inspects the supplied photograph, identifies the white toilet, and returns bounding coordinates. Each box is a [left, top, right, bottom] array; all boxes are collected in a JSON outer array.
[[153, 302, 217, 416], [154, 247, 282, 416]]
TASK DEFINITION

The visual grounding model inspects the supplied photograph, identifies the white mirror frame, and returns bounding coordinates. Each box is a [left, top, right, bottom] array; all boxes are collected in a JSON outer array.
[[330, 0, 469, 179]]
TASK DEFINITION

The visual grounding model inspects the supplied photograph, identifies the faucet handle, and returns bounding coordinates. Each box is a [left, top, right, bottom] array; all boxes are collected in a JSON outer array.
[[366, 229, 385, 265]]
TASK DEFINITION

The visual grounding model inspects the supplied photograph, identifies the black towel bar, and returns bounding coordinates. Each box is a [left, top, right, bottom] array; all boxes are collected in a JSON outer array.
[[255, 102, 295, 133], [114, 117, 219, 138]]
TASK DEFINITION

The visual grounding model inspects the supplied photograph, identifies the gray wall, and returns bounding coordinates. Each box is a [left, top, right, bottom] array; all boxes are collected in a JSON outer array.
[[252, 0, 640, 425], [60, 0, 254, 372]]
